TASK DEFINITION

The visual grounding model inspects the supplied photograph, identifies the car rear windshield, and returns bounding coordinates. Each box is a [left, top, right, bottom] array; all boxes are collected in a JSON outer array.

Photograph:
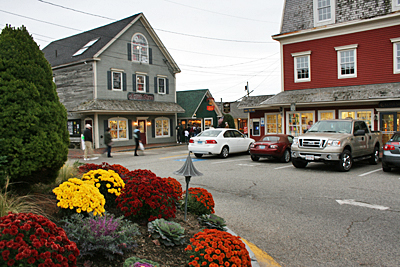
[[262, 136, 280, 142], [197, 130, 222, 137], [390, 134, 400, 142]]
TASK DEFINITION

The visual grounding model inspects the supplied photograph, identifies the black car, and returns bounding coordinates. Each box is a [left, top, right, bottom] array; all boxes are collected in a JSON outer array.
[[382, 132, 400, 172]]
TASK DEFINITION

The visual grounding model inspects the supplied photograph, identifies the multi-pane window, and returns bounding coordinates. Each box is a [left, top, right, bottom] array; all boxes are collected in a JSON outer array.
[[155, 118, 169, 137], [335, 44, 357, 79], [109, 118, 128, 140], [132, 33, 148, 63], [158, 77, 166, 94], [292, 51, 311, 82], [319, 111, 335, 120], [340, 110, 372, 128], [318, 0, 331, 21], [112, 71, 122, 90], [136, 74, 145, 92], [288, 112, 314, 136], [266, 114, 283, 134], [392, 38, 400, 74]]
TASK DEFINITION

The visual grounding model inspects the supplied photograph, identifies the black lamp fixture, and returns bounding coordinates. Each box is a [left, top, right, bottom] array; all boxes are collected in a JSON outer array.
[[173, 151, 203, 220]]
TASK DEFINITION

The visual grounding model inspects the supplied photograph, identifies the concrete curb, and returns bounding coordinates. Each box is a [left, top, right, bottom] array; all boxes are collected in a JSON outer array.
[[226, 228, 260, 267]]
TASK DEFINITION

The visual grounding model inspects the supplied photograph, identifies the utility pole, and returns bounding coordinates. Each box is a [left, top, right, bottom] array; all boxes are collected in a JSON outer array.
[[245, 82, 249, 96]]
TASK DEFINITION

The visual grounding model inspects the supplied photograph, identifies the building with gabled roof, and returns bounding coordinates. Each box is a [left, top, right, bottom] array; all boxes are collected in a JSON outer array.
[[43, 13, 184, 148], [246, 0, 400, 144], [176, 89, 222, 132]]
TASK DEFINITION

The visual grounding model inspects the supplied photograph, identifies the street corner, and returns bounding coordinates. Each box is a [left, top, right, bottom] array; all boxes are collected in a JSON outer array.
[[241, 238, 281, 267]]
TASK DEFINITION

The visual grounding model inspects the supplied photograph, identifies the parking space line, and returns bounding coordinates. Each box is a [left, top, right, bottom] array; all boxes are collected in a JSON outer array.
[[358, 168, 381, 177], [211, 158, 249, 164], [160, 153, 189, 159], [274, 165, 293, 170]]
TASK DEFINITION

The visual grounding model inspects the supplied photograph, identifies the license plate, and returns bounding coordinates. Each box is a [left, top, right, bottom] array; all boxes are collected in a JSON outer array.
[[259, 145, 265, 149], [197, 141, 203, 144], [305, 155, 314, 160]]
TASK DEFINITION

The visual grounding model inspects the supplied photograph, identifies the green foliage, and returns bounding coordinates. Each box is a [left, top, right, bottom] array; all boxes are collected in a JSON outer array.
[[148, 218, 185, 246], [123, 256, 160, 267], [61, 212, 140, 261], [0, 25, 69, 187], [219, 113, 235, 128], [198, 214, 227, 231], [0, 139, 7, 188]]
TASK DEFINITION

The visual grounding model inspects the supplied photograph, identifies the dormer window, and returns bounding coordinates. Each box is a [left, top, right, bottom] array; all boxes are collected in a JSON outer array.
[[132, 33, 148, 63], [313, 0, 335, 27]]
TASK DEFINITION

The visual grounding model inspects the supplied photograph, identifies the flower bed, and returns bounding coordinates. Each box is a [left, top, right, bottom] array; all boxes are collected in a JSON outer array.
[[0, 212, 80, 266]]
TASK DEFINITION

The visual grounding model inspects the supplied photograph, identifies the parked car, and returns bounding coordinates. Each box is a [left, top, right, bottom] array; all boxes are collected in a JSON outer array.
[[249, 134, 294, 163], [382, 132, 400, 172], [189, 128, 255, 158]]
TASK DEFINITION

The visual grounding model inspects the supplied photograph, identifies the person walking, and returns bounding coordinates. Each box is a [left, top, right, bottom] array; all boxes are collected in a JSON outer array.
[[83, 124, 98, 160], [176, 122, 183, 144], [133, 126, 141, 156], [104, 127, 113, 158], [184, 128, 189, 144]]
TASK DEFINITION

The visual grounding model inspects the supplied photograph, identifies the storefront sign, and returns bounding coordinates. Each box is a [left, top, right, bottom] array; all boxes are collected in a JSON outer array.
[[244, 108, 255, 113], [127, 92, 154, 101], [379, 100, 400, 108], [207, 106, 214, 111]]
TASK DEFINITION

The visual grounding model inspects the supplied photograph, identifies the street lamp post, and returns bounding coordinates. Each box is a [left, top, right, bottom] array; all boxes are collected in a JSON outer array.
[[173, 152, 203, 220]]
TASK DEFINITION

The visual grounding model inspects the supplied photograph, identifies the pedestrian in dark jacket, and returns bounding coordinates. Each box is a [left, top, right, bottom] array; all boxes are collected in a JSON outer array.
[[104, 127, 113, 158], [133, 126, 141, 156], [83, 124, 98, 161]]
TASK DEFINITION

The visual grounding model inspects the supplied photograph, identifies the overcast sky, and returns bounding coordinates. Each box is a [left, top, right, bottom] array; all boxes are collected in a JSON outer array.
[[1, 0, 285, 102]]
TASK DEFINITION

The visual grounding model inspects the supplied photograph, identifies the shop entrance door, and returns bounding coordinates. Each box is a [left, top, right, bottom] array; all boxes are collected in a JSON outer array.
[[138, 120, 147, 144], [380, 112, 400, 144]]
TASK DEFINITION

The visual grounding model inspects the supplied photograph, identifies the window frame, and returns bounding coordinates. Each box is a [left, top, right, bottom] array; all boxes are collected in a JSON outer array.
[[112, 71, 123, 91], [155, 117, 170, 138], [136, 73, 146, 93], [131, 33, 149, 63], [391, 37, 400, 74], [318, 110, 336, 121], [292, 51, 311, 83], [264, 113, 283, 134], [393, 0, 400, 11], [251, 119, 261, 136], [157, 77, 166, 94], [339, 109, 374, 129], [313, 0, 335, 27], [108, 117, 129, 141], [335, 44, 358, 79], [286, 111, 315, 136]]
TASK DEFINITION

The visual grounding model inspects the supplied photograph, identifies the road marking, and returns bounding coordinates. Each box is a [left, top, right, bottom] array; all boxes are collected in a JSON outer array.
[[358, 168, 381, 177], [241, 238, 281, 267], [238, 163, 256, 166], [274, 165, 292, 170], [211, 158, 250, 164], [174, 158, 204, 162], [336, 199, 389, 211], [160, 153, 189, 159]]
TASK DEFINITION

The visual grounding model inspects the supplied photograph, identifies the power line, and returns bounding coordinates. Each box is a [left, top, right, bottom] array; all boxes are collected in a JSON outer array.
[[162, 0, 278, 24]]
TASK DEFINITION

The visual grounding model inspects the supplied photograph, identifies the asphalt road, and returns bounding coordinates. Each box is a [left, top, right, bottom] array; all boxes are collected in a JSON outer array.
[[80, 145, 400, 267]]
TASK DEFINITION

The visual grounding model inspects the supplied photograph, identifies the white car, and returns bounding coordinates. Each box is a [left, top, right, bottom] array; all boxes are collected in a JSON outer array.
[[188, 128, 255, 158]]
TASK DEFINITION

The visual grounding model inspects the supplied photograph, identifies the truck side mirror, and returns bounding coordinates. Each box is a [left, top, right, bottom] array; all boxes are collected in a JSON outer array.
[[354, 129, 365, 136]]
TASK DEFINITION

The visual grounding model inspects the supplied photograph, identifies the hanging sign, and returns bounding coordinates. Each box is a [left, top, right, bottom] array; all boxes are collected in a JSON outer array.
[[207, 106, 214, 111]]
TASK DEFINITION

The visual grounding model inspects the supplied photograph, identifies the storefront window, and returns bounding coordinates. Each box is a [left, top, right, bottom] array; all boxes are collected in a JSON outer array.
[[109, 118, 128, 140], [67, 120, 81, 136], [319, 111, 334, 120], [204, 118, 213, 130], [340, 110, 372, 127], [266, 114, 283, 133], [155, 118, 169, 137], [288, 112, 314, 136]]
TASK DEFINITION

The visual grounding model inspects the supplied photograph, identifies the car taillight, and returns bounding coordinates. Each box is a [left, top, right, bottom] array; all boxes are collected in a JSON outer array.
[[384, 144, 395, 150], [205, 140, 217, 144], [270, 145, 278, 149], [189, 139, 194, 143]]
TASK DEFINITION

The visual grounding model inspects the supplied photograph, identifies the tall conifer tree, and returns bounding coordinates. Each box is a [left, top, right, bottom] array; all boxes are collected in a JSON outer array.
[[0, 25, 69, 186]]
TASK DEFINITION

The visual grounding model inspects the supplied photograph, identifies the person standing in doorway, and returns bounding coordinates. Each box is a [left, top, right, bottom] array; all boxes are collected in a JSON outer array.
[[133, 126, 141, 156], [84, 124, 98, 160], [104, 127, 113, 158]]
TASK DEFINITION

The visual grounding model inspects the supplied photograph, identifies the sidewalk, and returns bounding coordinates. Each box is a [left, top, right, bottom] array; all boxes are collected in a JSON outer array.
[[68, 142, 181, 159]]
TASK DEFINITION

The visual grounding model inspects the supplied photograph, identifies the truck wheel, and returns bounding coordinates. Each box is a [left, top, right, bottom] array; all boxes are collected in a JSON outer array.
[[292, 158, 308, 168], [280, 149, 291, 163], [369, 146, 379, 165], [338, 149, 352, 172], [251, 155, 260, 161], [194, 153, 203, 158]]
